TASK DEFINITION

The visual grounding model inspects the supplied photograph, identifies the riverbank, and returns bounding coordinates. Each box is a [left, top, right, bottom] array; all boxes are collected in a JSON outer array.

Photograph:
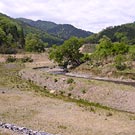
[[19, 67, 135, 113]]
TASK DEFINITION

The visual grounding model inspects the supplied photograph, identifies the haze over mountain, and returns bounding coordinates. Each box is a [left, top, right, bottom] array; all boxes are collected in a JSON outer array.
[[1, 0, 135, 32]]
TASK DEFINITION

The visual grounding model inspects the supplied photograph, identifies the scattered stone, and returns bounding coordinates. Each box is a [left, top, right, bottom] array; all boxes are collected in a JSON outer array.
[[50, 90, 56, 94], [0, 122, 57, 135]]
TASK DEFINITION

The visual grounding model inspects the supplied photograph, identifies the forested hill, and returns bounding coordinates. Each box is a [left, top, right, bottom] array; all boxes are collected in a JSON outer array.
[[0, 13, 64, 53], [17, 18, 93, 39], [47, 24, 92, 39], [0, 13, 25, 53], [86, 22, 135, 45], [17, 18, 57, 31]]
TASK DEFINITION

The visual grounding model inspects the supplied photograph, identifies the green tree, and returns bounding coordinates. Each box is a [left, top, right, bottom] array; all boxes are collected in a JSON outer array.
[[94, 35, 113, 59], [114, 32, 128, 43], [112, 42, 129, 55], [49, 37, 84, 68], [0, 28, 6, 45], [25, 33, 47, 52]]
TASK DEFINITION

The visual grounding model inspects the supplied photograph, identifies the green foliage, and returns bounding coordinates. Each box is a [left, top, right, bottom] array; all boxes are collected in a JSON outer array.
[[114, 55, 127, 70], [93, 36, 113, 59], [47, 24, 92, 40], [6, 55, 33, 63], [93, 36, 129, 61], [112, 42, 129, 55], [49, 37, 84, 67], [6, 56, 16, 63], [98, 23, 135, 44], [90, 35, 131, 71], [129, 45, 135, 60], [20, 56, 33, 63], [85, 34, 98, 44], [81, 53, 91, 62], [0, 13, 25, 53], [114, 32, 127, 42], [49, 45, 64, 66], [25, 33, 47, 52], [18, 18, 92, 39], [67, 78, 74, 84], [81, 88, 87, 94], [54, 78, 58, 82]]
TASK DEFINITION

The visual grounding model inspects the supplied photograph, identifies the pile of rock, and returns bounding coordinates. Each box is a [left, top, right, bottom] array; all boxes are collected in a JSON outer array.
[[0, 122, 57, 135]]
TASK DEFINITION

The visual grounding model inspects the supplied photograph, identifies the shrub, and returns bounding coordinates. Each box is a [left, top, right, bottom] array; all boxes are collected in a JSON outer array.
[[68, 86, 74, 91], [106, 112, 113, 117], [54, 78, 58, 82], [59, 90, 65, 95], [68, 93, 72, 97], [67, 78, 74, 84], [114, 54, 127, 70], [6, 56, 16, 62], [20, 56, 33, 63], [81, 88, 87, 94]]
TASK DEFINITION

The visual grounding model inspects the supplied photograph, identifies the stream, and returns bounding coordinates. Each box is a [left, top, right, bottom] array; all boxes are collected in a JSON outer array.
[[35, 66, 135, 87]]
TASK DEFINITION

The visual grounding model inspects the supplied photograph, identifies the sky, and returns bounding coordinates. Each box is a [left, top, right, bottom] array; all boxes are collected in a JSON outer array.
[[0, 0, 135, 33]]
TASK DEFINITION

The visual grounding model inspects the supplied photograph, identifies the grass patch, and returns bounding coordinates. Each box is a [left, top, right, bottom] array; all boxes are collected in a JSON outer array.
[[58, 125, 67, 130]]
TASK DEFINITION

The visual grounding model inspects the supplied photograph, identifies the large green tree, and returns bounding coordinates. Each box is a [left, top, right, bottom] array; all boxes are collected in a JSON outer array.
[[25, 33, 47, 52], [93, 35, 113, 59], [49, 37, 84, 68]]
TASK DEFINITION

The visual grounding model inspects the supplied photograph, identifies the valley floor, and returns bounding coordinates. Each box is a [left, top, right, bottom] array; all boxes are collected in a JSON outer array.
[[0, 87, 135, 135], [0, 53, 135, 135]]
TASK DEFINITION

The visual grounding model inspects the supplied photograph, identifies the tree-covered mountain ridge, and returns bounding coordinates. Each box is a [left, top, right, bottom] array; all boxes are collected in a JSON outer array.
[[86, 22, 135, 45], [0, 12, 66, 53], [17, 18, 93, 39]]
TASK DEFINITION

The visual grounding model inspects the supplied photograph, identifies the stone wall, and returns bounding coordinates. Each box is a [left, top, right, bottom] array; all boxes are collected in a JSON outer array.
[[0, 122, 58, 135]]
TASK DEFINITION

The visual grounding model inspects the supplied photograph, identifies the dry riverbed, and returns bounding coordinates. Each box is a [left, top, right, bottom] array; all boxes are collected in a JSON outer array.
[[0, 54, 135, 135], [20, 67, 135, 113]]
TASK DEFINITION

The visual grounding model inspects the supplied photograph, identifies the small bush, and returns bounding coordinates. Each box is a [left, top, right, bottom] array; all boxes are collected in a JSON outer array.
[[81, 88, 87, 94], [114, 54, 127, 71], [68, 86, 74, 91], [68, 93, 72, 97], [6, 56, 17, 62], [67, 78, 74, 84], [21, 56, 33, 63], [59, 90, 65, 95], [106, 112, 113, 117], [54, 78, 58, 82], [58, 125, 67, 129]]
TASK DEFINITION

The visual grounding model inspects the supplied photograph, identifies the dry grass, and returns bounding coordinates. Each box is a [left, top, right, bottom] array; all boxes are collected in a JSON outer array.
[[0, 128, 19, 135], [1, 89, 135, 135], [0, 56, 135, 135]]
